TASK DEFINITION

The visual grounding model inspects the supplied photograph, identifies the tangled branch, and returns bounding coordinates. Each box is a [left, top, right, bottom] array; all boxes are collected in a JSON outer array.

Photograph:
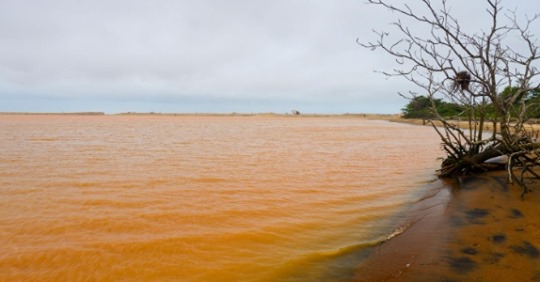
[[364, 0, 540, 197]]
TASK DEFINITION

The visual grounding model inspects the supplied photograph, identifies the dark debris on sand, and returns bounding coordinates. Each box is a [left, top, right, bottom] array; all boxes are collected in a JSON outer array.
[[510, 241, 540, 258], [465, 208, 490, 224], [448, 256, 477, 274]]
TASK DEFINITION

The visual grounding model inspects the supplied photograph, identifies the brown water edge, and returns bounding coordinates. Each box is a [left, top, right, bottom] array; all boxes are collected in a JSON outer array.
[[353, 171, 540, 281]]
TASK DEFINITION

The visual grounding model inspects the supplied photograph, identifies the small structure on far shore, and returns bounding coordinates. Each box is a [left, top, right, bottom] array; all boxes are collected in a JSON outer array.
[[291, 110, 301, 115]]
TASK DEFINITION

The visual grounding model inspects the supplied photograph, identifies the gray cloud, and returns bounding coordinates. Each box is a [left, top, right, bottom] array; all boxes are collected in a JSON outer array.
[[0, 0, 538, 113]]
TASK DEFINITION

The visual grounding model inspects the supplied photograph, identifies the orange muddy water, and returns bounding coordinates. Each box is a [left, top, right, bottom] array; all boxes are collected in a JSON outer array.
[[0, 115, 444, 281]]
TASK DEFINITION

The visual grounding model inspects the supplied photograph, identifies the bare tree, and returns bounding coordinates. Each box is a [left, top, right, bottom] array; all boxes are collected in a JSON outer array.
[[362, 0, 540, 197]]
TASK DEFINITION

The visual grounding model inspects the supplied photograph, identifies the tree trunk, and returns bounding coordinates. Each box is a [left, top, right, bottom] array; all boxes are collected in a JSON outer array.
[[440, 144, 506, 177]]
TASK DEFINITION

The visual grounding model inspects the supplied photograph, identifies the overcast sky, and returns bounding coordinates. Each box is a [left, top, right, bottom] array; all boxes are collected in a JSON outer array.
[[1, 0, 539, 114]]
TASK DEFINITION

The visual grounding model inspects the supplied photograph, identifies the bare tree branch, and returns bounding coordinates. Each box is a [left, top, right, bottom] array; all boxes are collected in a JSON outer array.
[[364, 0, 540, 196]]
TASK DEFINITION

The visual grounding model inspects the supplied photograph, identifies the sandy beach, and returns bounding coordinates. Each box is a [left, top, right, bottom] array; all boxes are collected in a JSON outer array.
[[353, 170, 540, 281]]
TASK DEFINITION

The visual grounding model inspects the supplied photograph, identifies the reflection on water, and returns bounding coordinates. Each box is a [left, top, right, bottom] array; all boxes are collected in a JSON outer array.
[[0, 115, 442, 281]]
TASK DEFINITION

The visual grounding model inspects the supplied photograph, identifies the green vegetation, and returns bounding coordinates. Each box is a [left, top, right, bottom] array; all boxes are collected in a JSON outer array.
[[402, 96, 464, 119], [402, 88, 540, 121], [401, 86, 540, 120]]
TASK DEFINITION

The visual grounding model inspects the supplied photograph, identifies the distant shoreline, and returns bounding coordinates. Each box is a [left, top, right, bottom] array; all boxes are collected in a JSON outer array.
[[0, 112, 106, 116], [0, 111, 402, 119], [6, 111, 526, 133]]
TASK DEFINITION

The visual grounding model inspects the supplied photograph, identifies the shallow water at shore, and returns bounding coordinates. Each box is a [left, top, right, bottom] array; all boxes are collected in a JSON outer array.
[[0, 115, 443, 281]]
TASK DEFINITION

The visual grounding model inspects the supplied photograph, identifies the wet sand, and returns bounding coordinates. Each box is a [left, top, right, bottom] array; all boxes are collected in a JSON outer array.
[[354, 171, 540, 281]]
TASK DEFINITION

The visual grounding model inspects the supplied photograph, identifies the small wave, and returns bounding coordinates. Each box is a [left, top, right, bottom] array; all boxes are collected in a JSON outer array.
[[315, 241, 382, 259], [413, 184, 443, 204], [294, 219, 424, 263], [285, 220, 418, 266], [382, 215, 426, 242], [272, 220, 426, 282], [384, 222, 413, 241]]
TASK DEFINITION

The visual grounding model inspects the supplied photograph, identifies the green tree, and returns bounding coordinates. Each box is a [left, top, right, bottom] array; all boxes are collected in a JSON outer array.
[[402, 96, 433, 119], [525, 89, 540, 119], [402, 96, 464, 119]]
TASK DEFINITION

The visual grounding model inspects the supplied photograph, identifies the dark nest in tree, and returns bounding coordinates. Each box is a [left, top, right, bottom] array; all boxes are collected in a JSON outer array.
[[453, 71, 471, 91]]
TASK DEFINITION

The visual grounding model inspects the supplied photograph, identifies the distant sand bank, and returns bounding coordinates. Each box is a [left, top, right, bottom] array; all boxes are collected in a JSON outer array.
[[353, 171, 540, 281], [0, 112, 105, 116], [389, 117, 540, 134]]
